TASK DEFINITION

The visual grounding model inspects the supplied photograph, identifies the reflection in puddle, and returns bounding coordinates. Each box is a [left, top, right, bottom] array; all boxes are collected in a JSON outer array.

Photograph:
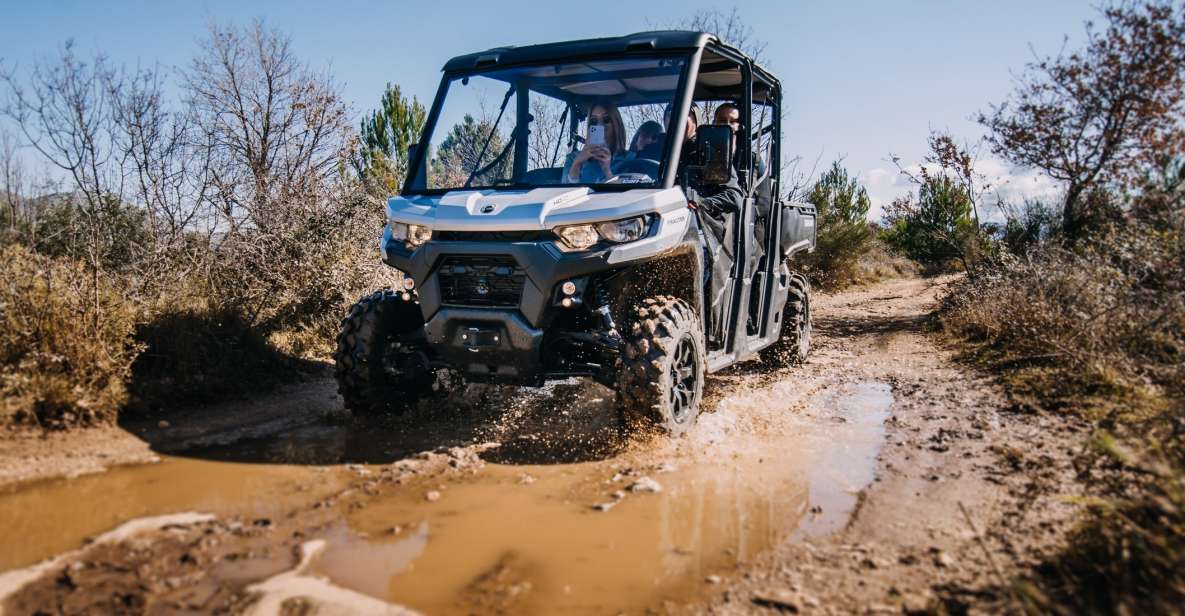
[[311, 459, 809, 614], [294, 380, 896, 614], [794, 381, 896, 538], [314, 522, 430, 599]]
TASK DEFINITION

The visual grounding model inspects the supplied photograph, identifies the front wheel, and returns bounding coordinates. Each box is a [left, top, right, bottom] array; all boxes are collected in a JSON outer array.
[[617, 296, 706, 436], [334, 290, 453, 415]]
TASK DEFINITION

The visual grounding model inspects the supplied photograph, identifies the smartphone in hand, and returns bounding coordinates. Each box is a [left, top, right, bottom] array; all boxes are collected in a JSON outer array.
[[589, 124, 605, 147]]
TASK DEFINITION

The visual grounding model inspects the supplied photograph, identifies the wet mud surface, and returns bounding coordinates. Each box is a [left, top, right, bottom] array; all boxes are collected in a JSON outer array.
[[0, 277, 1088, 615]]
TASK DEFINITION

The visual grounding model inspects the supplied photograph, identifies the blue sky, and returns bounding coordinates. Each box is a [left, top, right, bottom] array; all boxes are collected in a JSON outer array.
[[1, 0, 1096, 216]]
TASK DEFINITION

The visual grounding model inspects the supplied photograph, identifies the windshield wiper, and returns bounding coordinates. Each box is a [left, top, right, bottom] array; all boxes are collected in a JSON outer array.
[[463, 84, 515, 188]]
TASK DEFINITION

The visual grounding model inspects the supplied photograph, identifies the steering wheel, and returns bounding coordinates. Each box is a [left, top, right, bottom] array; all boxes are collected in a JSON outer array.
[[612, 158, 661, 179]]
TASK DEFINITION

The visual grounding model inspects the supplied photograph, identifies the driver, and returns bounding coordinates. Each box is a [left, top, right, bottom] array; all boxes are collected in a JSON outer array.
[[563, 101, 627, 183]]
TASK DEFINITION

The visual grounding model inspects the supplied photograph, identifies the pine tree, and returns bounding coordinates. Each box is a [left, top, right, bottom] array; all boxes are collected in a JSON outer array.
[[353, 83, 427, 191], [802, 160, 875, 288]]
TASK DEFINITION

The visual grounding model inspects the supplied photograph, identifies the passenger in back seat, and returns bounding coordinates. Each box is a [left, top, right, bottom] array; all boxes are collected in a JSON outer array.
[[625, 121, 664, 160]]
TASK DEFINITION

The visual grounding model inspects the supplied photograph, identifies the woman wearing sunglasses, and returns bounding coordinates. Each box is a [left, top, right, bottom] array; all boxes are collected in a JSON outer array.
[[564, 100, 626, 183]]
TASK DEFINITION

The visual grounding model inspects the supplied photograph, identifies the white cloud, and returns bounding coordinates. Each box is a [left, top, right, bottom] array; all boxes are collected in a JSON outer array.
[[858, 158, 1063, 224]]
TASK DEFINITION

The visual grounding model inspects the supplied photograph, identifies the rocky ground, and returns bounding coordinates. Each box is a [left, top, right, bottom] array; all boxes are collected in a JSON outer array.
[[0, 276, 1089, 615]]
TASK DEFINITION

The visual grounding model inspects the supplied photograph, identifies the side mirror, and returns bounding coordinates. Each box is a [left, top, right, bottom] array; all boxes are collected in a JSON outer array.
[[695, 125, 733, 185]]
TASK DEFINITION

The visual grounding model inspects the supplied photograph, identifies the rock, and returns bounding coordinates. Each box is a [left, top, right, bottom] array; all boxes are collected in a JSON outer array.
[[860, 556, 886, 570], [518, 473, 536, 485], [629, 476, 663, 493], [157, 420, 170, 429], [611, 490, 626, 500], [901, 591, 933, 614], [752, 589, 800, 612], [425, 490, 441, 502], [933, 552, 955, 568], [705, 575, 722, 584], [591, 502, 616, 512]]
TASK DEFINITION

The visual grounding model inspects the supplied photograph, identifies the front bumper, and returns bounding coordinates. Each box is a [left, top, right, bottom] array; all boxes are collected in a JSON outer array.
[[381, 210, 691, 384]]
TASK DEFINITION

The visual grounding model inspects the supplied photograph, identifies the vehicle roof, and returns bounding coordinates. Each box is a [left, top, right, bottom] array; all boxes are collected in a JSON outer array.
[[442, 30, 779, 88]]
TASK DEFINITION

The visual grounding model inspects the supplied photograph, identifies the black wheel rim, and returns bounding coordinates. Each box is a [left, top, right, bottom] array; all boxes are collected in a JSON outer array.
[[669, 335, 699, 423]]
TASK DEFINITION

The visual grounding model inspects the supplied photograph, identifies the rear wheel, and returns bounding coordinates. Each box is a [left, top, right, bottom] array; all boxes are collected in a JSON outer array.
[[334, 290, 453, 415], [761, 272, 811, 366], [617, 296, 706, 436]]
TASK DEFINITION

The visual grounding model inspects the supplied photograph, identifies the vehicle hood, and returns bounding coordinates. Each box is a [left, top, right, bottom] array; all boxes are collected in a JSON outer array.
[[387, 187, 687, 231]]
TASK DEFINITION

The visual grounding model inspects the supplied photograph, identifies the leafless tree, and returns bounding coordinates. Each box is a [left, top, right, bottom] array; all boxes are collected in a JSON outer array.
[[108, 65, 210, 241], [663, 8, 768, 65], [0, 42, 129, 327], [0, 128, 24, 231], [181, 20, 374, 332], [528, 97, 569, 170], [184, 20, 352, 232]]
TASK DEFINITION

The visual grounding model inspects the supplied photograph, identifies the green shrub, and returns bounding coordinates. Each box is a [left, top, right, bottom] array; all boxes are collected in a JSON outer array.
[[882, 175, 985, 274], [800, 161, 877, 289], [0, 245, 140, 428]]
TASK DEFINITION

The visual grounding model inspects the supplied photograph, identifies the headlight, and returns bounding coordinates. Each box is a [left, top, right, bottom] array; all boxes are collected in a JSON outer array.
[[597, 217, 647, 243], [390, 222, 432, 249], [555, 216, 649, 252], [556, 224, 599, 251]]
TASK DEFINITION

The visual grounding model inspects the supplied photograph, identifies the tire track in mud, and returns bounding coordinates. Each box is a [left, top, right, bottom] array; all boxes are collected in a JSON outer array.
[[0, 276, 1085, 615]]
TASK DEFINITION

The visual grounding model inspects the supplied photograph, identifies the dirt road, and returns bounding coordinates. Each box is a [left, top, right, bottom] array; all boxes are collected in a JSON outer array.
[[0, 276, 1085, 615]]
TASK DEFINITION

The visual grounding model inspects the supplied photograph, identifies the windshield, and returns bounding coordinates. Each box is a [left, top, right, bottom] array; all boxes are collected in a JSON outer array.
[[411, 55, 689, 193]]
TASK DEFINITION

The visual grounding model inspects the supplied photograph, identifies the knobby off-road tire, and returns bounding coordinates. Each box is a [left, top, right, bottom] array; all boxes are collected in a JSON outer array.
[[761, 272, 811, 366], [334, 290, 440, 416], [617, 296, 707, 437]]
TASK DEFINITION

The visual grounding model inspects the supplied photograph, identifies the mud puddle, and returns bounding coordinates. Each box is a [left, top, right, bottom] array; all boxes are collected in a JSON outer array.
[[0, 379, 895, 614], [0, 458, 347, 572], [260, 380, 893, 614]]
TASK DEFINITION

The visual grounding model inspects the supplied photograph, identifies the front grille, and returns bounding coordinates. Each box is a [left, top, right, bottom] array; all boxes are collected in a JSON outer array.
[[437, 255, 526, 308], [435, 230, 555, 242]]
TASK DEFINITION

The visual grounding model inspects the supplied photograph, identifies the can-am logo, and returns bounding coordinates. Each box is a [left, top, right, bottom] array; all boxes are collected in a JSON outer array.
[[480, 204, 496, 214]]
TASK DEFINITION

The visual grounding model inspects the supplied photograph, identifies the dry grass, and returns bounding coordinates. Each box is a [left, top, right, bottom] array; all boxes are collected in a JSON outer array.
[[803, 238, 918, 291], [852, 240, 920, 286], [0, 245, 140, 428], [940, 226, 1185, 614]]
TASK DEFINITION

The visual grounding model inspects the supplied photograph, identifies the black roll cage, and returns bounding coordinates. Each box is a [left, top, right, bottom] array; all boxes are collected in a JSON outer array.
[[402, 31, 782, 198]]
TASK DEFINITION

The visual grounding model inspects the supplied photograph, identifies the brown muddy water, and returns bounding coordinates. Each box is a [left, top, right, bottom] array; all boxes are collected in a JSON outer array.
[[0, 380, 894, 614]]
